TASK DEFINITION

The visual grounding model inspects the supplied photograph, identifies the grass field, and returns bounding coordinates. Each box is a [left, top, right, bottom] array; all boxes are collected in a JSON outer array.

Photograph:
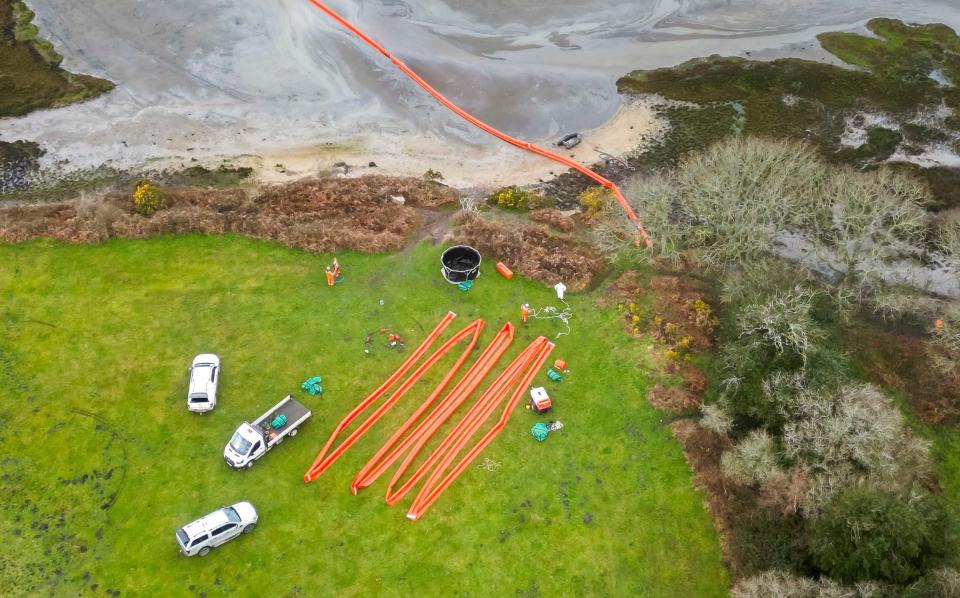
[[0, 235, 727, 596]]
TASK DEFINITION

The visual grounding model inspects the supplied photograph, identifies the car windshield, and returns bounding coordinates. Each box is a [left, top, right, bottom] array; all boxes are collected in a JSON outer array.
[[224, 507, 241, 523], [230, 432, 252, 455], [189, 394, 208, 403], [176, 528, 189, 546]]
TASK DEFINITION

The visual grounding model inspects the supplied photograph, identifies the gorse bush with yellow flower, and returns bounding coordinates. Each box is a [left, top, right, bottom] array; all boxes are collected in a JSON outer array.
[[132, 180, 164, 216]]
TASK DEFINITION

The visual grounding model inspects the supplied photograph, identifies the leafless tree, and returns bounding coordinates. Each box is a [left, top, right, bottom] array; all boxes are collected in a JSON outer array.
[[733, 569, 885, 598], [736, 285, 823, 363]]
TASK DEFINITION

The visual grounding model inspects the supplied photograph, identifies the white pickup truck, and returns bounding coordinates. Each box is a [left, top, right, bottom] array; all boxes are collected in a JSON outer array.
[[175, 501, 258, 557], [223, 395, 311, 469]]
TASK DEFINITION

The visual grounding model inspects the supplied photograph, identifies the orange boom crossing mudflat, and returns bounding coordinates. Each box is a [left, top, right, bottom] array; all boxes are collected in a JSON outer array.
[[302, 0, 652, 247]]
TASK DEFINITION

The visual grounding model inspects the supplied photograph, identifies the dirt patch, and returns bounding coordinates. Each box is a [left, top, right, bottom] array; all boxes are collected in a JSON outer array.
[[0, 175, 457, 253], [528, 209, 575, 233], [596, 271, 641, 309], [648, 384, 700, 411], [670, 421, 738, 565], [453, 212, 605, 291], [847, 322, 960, 428]]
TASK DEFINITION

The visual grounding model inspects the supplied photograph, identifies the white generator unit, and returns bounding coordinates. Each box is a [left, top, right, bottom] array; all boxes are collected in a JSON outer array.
[[529, 387, 552, 413]]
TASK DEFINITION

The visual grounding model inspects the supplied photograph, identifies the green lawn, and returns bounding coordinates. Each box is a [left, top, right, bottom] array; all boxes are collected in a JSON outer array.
[[0, 235, 727, 596]]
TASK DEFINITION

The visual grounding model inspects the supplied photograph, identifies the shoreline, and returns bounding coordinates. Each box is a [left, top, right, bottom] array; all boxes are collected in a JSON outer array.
[[226, 97, 666, 191]]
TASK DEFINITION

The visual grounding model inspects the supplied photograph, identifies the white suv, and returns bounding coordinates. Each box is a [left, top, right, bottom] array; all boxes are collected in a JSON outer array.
[[187, 354, 220, 413], [175, 501, 258, 556]]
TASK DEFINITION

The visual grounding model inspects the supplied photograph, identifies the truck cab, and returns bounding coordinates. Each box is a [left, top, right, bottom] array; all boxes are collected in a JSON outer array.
[[175, 501, 257, 557], [187, 354, 220, 413], [224, 423, 267, 468]]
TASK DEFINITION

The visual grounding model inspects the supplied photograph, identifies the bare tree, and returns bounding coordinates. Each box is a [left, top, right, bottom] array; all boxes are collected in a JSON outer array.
[[736, 285, 823, 363], [783, 384, 932, 516], [700, 403, 734, 435], [733, 569, 885, 598]]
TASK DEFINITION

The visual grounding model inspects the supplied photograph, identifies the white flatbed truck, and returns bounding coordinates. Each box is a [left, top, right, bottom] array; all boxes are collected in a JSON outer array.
[[223, 395, 311, 469]]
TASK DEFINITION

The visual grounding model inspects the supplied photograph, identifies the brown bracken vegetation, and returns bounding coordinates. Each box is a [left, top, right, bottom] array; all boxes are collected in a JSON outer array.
[[453, 212, 605, 291], [0, 175, 457, 253], [848, 322, 960, 428]]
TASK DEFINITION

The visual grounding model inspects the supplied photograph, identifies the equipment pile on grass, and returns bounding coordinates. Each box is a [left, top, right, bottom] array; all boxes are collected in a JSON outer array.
[[0, 175, 457, 253]]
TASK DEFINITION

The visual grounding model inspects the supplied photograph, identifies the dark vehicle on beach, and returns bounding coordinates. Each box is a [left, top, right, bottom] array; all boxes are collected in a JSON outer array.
[[556, 133, 583, 149]]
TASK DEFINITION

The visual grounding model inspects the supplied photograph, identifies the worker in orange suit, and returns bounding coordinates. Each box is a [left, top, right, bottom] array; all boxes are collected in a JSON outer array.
[[325, 267, 335, 286], [332, 257, 341, 279], [521, 303, 530, 324]]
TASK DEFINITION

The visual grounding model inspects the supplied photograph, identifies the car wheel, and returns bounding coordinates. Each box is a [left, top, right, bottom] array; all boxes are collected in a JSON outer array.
[[243, 523, 256, 534], [290, 428, 298, 437], [198, 547, 210, 556]]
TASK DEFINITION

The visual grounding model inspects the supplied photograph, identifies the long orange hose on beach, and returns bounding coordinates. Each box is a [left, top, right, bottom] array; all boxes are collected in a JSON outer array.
[[303, 0, 652, 247]]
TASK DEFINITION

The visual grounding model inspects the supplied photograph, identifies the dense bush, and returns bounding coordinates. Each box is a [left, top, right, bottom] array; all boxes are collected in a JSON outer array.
[[736, 286, 823, 364], [488, 185, 545, 210], [700, 403, 733, 435], [811, 487, 955, 584], [732, 570, 884, 598], [578, 186, 610, 217], [784, 384, 931, 515], [721, 430, 781, 485], [604, 138, 933, 302], [727, 504, 809, 576], [938, 220, 960, 271], [132, 180, 163, 215], [904, 567, 960, 597], [933, 301, 960, 354]]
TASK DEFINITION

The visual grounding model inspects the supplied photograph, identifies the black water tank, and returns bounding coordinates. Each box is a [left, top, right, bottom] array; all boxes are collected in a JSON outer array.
[[440, 245, 482, 284]]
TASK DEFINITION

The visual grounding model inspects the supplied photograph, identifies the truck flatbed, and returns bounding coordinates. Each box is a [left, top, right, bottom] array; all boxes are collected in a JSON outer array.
[[253, 395, 310, 442]]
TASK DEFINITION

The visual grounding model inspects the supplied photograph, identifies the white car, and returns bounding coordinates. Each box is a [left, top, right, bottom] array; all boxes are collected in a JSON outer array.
[[187, 354, 220, 413], [175, 501, 258, 556]]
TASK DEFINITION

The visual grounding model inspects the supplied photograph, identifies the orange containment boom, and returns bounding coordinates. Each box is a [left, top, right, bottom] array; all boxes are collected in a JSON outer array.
[[407, 337, 555, 520], [352, 322, 515, 494], [303, 0, 652, 248], [384, 337, 546, 506], [304, 311, 457, 482]]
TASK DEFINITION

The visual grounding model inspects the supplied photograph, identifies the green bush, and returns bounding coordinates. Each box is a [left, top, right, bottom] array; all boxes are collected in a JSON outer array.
[[132, 180, 164, 216], [811, 487, 955, 584], [721, 430, 781, 485], [423, 168, 444, 183], [578, 186, 610, 216], [488, 185, 544, 210]]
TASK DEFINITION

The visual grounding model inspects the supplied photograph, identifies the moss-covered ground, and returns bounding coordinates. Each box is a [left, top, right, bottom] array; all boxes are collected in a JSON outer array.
[[618, 18, 960, 210], [0, 236, 728, 596], [0, 0, 113, 117]]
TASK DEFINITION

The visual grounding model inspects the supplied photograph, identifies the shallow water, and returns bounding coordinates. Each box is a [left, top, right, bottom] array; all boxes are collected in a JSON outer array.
[[4, 0, 960, 171]]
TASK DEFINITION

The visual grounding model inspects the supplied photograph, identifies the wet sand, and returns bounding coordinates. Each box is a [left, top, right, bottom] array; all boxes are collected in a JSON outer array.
[[3, 0, 960, 186]]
